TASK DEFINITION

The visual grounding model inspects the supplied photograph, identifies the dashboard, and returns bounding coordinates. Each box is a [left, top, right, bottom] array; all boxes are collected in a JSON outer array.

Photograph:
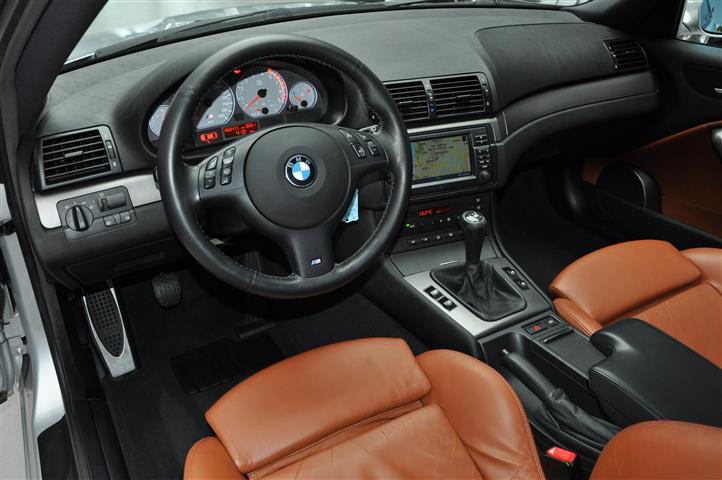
[[146, 62, 330, 149], [25, 7, 660, 288]]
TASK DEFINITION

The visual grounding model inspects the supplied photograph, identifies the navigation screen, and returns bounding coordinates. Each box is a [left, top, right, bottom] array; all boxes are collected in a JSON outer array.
[[411, 135, 472, 184]]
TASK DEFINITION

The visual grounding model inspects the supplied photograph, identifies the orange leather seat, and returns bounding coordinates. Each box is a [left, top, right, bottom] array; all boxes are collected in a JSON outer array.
[[550, 240, 722, 368], [184, 338, 722, 479], [184, 338, 544, 480]]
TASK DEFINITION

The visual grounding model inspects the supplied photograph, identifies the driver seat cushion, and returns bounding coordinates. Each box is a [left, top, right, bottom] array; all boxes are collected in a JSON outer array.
[[184, 338, 544, 480], [550, 240, 722, 368]]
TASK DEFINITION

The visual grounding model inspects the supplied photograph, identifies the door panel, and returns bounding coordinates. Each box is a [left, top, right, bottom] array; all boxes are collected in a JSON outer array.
[[584, 121, 722, 238]]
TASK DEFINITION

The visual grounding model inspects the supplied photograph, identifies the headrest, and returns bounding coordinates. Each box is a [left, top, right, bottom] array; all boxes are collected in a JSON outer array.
[[550, 240, 700, 324], [205, 338, 430, 473]]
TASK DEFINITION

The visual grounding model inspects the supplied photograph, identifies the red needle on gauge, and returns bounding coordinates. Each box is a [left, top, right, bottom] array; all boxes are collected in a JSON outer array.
[[244, 96, 260, 110]]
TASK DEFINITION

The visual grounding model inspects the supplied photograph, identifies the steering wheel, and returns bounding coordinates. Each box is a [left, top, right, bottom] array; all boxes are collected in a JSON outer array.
[[157, 34, 411, 299]]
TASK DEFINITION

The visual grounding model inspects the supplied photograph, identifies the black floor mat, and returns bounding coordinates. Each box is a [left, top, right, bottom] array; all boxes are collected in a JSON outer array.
[[101, 264, 426, 480], [170, 334, 283, 395], [496, 165, 613, 291]]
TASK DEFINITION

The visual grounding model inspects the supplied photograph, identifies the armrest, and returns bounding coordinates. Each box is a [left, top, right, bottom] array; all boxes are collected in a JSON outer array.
[[589, 319, 722, 427]]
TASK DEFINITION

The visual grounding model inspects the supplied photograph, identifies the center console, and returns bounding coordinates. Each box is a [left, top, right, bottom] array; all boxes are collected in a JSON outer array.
[[389, 121, 550, 339]]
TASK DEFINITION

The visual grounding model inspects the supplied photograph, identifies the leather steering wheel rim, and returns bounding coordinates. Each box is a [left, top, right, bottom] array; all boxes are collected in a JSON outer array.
[[157, 34, 411, 299]]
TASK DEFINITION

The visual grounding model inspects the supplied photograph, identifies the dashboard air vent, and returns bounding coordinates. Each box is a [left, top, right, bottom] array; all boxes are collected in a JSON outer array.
[[604, 39, 648, 73], [385, 81, 430, 121], [38, 126, 120, 188], [429, 75, 486, 117]]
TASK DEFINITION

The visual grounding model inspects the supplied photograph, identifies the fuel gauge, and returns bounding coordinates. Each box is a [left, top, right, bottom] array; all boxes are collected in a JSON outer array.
[[289, 81, 318, 110]]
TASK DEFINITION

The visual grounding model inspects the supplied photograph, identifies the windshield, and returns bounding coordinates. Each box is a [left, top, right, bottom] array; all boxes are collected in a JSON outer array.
[[70, 0, 593, 63]]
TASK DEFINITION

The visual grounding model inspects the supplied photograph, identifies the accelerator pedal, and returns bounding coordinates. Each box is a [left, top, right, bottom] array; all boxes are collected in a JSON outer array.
[[152, 272, 182, 308], [83, 288, 135, 377]]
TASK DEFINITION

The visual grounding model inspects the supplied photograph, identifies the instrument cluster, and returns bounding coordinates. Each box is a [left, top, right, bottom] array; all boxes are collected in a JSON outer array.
[[146, 63, 328, 149]]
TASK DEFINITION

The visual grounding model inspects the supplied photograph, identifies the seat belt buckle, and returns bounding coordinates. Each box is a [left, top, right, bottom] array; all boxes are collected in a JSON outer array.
[[546, 446, 577, 466]]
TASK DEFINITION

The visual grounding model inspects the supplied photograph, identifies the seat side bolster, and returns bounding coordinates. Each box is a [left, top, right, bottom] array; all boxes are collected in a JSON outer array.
[[184, 437, 243, 480], [591, 421, 722, 480], [553, 298, 603, 335], [683, 248, 722, 295], [416, 349, 544, 480], [549, 240, 700, 324]]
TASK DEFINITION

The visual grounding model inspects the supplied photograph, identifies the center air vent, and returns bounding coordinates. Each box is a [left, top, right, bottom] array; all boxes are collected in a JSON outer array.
[[604, 39, 648, 73], [37, 126, 121, 189], [429, 75, 487, 117], [385, 80, 430, 121]]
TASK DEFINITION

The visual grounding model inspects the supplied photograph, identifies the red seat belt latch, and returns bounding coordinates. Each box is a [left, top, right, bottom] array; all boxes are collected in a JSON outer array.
[[546, 446, 577, 466]]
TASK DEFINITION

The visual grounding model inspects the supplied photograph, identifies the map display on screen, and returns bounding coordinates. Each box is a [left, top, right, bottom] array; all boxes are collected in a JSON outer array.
[[411, 135, 472, 182]]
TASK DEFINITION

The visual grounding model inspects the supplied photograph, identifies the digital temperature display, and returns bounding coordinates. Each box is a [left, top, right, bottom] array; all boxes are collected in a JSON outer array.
[[418, 207, 452, 218], [223, 122, 259, 138]]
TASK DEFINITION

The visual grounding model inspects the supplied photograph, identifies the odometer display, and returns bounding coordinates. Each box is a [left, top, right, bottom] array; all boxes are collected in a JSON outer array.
[[236, 68, 287, 118]]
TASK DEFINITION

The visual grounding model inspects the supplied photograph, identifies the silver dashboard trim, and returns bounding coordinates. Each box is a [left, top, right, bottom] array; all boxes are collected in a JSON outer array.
[[407, 119, 494, 135], [34, 173, 160, 229]]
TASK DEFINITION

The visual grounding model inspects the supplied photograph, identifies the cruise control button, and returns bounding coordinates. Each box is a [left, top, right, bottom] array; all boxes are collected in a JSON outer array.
[[204, 177, 216, 189], [207, 157, 218, 170], [366, 141, 380, 156], [222, 156, 234, 166], [221, 167, 232, 176], [338, 129, 356, 143], [204, 170, 216, 178], [222, 147, 235, 158], [351, 143, 367, 158], [220, 175, 231, 185]]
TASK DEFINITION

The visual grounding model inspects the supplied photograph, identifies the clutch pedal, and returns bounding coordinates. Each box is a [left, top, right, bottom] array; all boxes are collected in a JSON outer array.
[[83, 288, 135, 377]]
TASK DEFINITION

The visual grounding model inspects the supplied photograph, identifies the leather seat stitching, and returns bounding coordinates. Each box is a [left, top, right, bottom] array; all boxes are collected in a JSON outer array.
[[554, 301, 594, 336]]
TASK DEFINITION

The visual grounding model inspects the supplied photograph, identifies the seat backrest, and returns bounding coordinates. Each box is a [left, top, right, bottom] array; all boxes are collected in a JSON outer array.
[[550, 240, 701, 329]]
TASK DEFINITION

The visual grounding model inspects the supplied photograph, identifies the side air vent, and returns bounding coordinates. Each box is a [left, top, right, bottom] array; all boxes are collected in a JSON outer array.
[[604, 39, 648, 73], [37, 126, 121, 189], [429, 75, 487, 117], [385, 80, 430, 121]]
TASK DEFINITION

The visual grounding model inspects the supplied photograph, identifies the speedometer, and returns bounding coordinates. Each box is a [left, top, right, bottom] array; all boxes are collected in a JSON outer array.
[[193, 82, 235, 130], [235, 68, 287, 118]]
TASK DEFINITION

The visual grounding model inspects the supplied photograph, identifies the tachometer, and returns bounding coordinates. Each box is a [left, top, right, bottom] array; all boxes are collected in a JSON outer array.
[[193, 82, 235, 130], [289, 81, 318, 110], [235, 68, 287, 118]]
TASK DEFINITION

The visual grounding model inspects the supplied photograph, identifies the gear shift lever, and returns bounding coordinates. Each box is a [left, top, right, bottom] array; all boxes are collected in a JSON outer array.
[[431, 210, 525, 321], [459, 211, 487, 267]]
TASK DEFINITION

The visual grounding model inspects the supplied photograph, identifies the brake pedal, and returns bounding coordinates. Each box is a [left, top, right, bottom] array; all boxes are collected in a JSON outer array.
[[152, 272, 182, 308], [83, 288, 135, 377]]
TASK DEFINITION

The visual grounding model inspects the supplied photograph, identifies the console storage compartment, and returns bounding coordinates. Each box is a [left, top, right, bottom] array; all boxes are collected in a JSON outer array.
[[589, 319, 722, 427]]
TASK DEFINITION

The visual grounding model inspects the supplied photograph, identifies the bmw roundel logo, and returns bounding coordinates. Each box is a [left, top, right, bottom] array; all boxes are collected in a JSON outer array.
[[285, 154, 316, 188]]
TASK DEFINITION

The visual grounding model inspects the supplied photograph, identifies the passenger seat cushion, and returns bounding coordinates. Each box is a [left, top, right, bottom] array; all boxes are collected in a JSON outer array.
[[205, 338, 431, 473], [417, 349, 544, 480], [550, 240, 701, 325], [591, 421, 722, 479], [683, 248, 722, 295]]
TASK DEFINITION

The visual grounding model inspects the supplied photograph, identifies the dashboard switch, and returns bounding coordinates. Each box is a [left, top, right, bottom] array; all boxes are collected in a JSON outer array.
[[103, 215, 117, 227], [66, 205, 93, 231], [366, 141, 380, 156], [101, 192, 126, 211], [351, 143, 367, 158]]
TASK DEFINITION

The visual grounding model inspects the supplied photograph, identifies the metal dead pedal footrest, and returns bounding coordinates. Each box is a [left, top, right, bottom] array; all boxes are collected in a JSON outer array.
[[83, 288, 135, 377]]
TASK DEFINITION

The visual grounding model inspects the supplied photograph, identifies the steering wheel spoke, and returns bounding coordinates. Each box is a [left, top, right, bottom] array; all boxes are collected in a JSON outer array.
[[335, 127, 389, 186], [282, 226, 335, 278]]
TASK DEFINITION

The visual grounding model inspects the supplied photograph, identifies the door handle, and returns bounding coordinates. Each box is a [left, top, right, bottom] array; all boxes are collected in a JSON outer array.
[[712, 128, 722, 161]]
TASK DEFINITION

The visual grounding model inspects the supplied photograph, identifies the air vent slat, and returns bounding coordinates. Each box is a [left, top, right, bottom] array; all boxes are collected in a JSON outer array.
[[429, 75, 486, 117], [604, 39, 648, 73], [384, 80, 430, 121], [40, 128, 113, 186]]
